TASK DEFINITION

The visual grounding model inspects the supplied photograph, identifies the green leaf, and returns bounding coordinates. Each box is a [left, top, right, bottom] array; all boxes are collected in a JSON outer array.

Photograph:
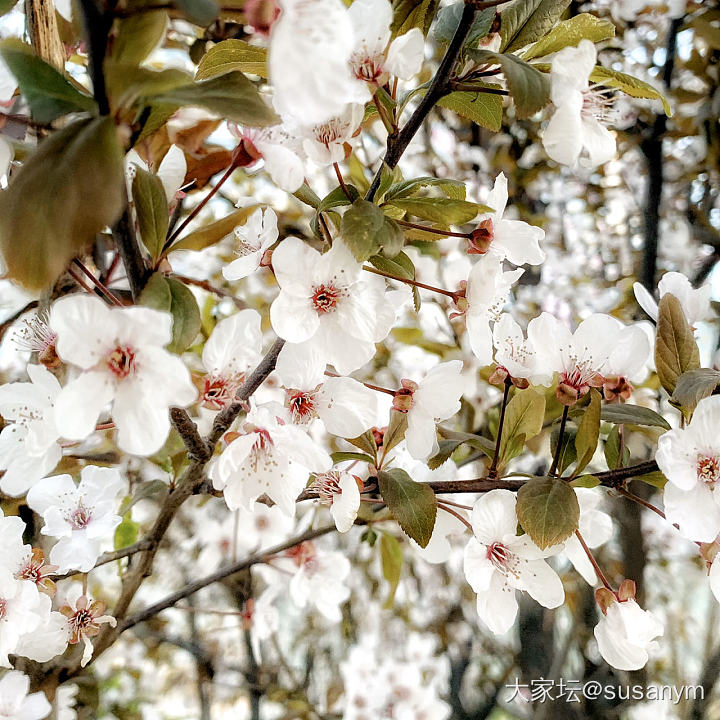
[[382, 410, 409, 458], [111, 10, 168, 65], [140, 273, 202, 353], [437, 91, 503, 131], [118, 479, 169, 515], [173, 0, 219, 25], [638, 471, 667, 489], [341, 199, 403, 261], [574, 389, 600, 475], [551, 422, 577, 475], [114, 512, 140, 551], [154, 71, 279, 126], [522, 13, 616, 60], [0, 0, 19, 16], [600, 403, 671, 430], [293, 183, 322, 210], [590, 65, 672, 116], [501, 0, 571, 52], [391, 0, 438, 36], [105, 63, 191, 109], [571, 475, 600, 488], [671, 368, 720, 418], [468, 49, 550, 118], [0, 39, 97, 123], [330, 451, 375, 465], [170, 204, 259, 252], [498, 388, 546, 468], [655, 293, 701, 395], [347, 430, 379, 463], [0, 117, 124, 291], [384, 176, 466, 201], [132, 166, 169, 263], [377, 468, 437, 548], [317, 185, 359, 216], [433, 4, 494, 47], [603, 425, 629, 470], [428, 426, 496, 469], [375, 163, 404, 204], [516, 476, 580, 550], [196, 38, 268, 80], [379, 532, 403, 608], [368, 250, 415, 280], [386, 197, 487, 225]]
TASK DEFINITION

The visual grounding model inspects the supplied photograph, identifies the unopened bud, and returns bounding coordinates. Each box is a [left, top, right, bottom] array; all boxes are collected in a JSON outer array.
[[244, 0, 281, 35], [467, 218, 494, 255], [393, 379, 417, 413], [556, 382, 579, 406]]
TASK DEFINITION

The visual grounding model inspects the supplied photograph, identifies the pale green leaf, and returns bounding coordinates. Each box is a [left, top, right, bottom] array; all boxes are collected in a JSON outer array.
[[196, 38, 268, 80], [498, 388, 546, 468], [655, 293, 701, 395], [523, 13, 616, 60], [111, 10, 168, 65], [437, 90, 503, 131], [574, 389, 601, 475], [170, 205, 258, 252], [670, 368, 720, 418], [501, 0, 571, 52], [386, 197, 488, 225], [590, 65, 672, 116], [132, 166, 169, 263]]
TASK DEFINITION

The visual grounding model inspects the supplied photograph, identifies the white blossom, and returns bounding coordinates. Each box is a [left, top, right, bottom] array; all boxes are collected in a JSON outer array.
[[222, 208, 278, 282], [0, 671, 52, 720], [633, 271, 712, 327]]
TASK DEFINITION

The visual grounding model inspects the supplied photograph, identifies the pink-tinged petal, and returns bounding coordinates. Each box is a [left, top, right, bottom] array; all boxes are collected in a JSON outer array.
[[54, 371, 115, 441], [222, 251, 263, 281], [316, 377, 379, 437], [519, 559, 564, 608], [271, 236, 318, 293], [633, 281, 659, 321], [543, 96, 583, 166], [112, 379, 172, 455], [463, 537, 495, 592], [270, 290, 319, 342], [257, 140, 305, 193], [202, 310, 262, 376], [157, 144, 187, 202], [331, 473, 361, 533], [580, 116, 616, 168], [494, 219, 546, 266], [385, 28, 424, 79], [406, 408, 437, 460], [476, 571, 518, 634], [663, 481, 720, 543], [655, 429, 698, 491], [50, 295, 116, 368], [470, 489, 518, 545]]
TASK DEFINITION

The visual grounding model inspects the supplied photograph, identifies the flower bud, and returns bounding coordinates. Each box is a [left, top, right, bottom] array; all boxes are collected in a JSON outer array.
[[595, 587, 616, 615], [617, 578, 636, 602], [467, 218, 494, 255], [245, 0, 281, 35]]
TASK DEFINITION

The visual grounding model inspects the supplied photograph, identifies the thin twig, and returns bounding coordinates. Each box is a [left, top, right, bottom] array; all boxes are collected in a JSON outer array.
[[575, 530, 614, 591], [488, 378, 511, 479]]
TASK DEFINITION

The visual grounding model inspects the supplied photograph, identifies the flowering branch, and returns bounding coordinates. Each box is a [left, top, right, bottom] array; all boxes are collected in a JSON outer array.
[[117, 524, 337, 635], [365, 0, 477, 200]]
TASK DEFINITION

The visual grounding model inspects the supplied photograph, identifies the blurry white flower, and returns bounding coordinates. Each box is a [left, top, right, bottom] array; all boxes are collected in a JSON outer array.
[[234, 125, 305, 192], [543, 40, 616, 168], [0, 671, 51, 720], [301, 103, 364, 166], [492, 313, 553, 386], [49, 295, 197, 456], [310, 470, 361, 532], [59, 589, 116, 667], [126, 144, 187, 204]]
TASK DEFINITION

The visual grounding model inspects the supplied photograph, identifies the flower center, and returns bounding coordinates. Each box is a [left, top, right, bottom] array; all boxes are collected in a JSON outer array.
[[350, 52, 384, 82], [311, 284, 341, 314], [582, 84, 617, 124], [486, 542, 520, 578], [106, 345, 136, 379], [698, 455, 720, 486], [311, 471, 343, 505], [203, 375, 242, 410], [14, 309, 60, 367], [286, 541, 318, 572], [70, 505, 92, 530], [286, 389, 318, 423]]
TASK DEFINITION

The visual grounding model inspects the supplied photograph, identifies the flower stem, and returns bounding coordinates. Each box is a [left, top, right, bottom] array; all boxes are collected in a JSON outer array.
[[437, 501, 473, 532], [395, 218, 471, 239], [615, 486, 666, 520], [548, 406, 569, 477], [575, 530, 614, 592], [488, 377, 512, 479], [362, 264, 459, 300], [324, 370, 396, 396], [73, 259, 123, 306], [334, 162, 354, 202]]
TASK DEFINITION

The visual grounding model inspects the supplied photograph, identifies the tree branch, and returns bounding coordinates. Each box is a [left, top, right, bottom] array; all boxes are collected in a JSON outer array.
[[365, 0, 477, 200]]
